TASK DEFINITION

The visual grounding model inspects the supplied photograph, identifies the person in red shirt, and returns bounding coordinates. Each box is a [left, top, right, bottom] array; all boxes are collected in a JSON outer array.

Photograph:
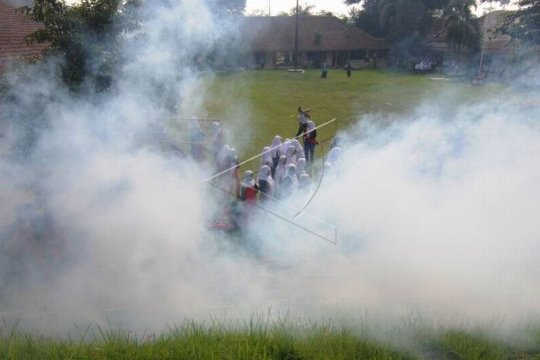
[[240, 170, 258, 204]]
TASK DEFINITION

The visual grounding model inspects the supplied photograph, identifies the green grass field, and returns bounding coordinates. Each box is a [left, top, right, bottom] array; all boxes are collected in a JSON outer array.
[[2, 320, 540, 359], [179, 69, 503, 170]]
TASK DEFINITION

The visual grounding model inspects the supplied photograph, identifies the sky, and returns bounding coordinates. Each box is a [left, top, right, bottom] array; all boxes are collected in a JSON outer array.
[[245, 0, 356, 16], [244, 0, 511, 17]]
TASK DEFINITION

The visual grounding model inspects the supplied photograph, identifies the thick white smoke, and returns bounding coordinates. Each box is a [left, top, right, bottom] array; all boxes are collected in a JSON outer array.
[[261, 89, 540, 324], [0, 0, 247, 330], [1, 0, 539, 335]]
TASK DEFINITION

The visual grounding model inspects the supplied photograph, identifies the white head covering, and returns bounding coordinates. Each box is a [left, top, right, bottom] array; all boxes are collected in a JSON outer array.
[[241, 170, 255, 187], [266, 175, 275, 197], [258, 165, 271, 184], [279, 139, 291, 157], [296, 157, 307, 175], [291, 139, 304, 158], [307, 120, 315, 131], [275, 155, 287, 183], [217, 144, 230, 169], [261, 146, 273, 167], [211, 121, 221, 134], [229, 147, 239, 169], [285, 142, 298, 167], [219, 144, 230, 158], [257, 165, 274, 199], [270, 135, 282, 158], [286, 163, 299, 186], [327, 146, 342, 166], [285, 144, 295, 158]]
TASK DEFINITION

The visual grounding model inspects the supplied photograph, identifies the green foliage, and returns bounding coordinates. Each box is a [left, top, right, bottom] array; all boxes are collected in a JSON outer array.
[[346, 0, 481, 62], [443, 0, 482, 51], [347, 0, 434, 42], [211, 0, 246, 16], [20, 0, 140, 90], [348, 1, 387, 38], [500, 0, 540, 44], [278, 4, 316, 16]]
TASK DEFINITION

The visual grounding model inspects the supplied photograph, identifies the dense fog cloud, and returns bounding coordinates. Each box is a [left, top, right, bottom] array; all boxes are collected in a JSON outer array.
[[1, 0, 539, 334]]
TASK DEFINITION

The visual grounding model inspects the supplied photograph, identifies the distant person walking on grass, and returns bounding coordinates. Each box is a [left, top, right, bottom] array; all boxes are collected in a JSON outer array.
[[346, 63, 352, 78], [321, 62, 328, 78]]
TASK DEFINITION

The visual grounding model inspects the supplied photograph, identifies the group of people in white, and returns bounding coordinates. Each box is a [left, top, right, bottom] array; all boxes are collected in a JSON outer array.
[[201, 107, 342, 229]]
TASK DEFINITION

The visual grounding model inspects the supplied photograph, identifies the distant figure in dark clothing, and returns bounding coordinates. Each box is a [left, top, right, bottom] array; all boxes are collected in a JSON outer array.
[[346, 63, 352, 78], [321, 62, 328, 78], [303, 120, 318, 163], [270, 135, 282, 176]]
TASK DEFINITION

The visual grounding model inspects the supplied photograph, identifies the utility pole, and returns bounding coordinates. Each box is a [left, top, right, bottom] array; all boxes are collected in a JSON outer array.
[[294, 0, 299, 69]]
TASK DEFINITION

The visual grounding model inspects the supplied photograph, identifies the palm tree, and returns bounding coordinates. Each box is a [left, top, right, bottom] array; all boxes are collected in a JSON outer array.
[[443, 0, 481, 51]]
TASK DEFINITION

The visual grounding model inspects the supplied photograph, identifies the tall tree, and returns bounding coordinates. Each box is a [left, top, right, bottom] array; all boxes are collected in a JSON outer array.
[[378, 0, 432, 42], [346, 0, 432, 41], [348, 0, 387, 37], [443, 0, 481, 51], [499, 0, 539, 44], [21, 0, 140, 90]]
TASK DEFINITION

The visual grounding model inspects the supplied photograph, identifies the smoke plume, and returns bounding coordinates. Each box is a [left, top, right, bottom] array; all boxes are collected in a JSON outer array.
[[1, 0, 539, 336]]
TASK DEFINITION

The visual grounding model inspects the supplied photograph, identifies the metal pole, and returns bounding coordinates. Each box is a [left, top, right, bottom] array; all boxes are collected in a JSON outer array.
[[478, 37, 486, 78], [294, 0, 299, 70]]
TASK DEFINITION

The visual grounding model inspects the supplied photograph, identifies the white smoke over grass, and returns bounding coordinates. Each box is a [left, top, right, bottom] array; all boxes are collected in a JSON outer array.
[[254, 87, 540, 326], [1, 0, 540, 339], [0, 0, 253, 331]]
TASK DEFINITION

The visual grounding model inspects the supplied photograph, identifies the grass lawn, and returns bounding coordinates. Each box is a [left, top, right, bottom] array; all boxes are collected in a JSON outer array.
[[178, 69, 504, 170], [2, 321, 539, 359]]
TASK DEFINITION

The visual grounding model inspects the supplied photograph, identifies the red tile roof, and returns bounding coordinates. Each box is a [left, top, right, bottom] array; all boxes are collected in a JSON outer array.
[[243, 16, 388, 52], [0, 0, 47, 73]]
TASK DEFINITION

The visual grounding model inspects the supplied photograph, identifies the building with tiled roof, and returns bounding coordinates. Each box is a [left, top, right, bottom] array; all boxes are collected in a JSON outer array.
[[242, 16, 388, 69], [0, 0, 47, 74]]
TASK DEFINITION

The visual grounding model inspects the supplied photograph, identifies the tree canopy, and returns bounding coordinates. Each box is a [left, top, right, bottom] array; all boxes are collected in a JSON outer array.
[[20, 0, 140, 90], [347, 0, 482, 61], [278, 4, 316, 16], [498, 0, 540, 44], [20, 0, 246, 90]]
